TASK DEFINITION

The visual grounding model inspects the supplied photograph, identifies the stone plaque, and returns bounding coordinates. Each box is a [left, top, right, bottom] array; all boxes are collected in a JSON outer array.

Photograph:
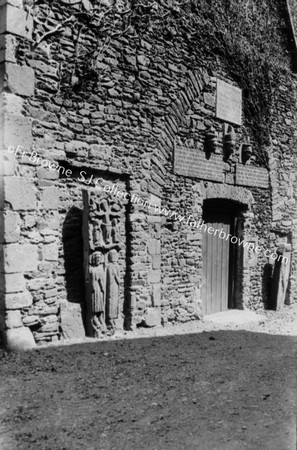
[[174, 145, 226, 183], [235, 165, 269, 189], [216, 79, 242, 126]]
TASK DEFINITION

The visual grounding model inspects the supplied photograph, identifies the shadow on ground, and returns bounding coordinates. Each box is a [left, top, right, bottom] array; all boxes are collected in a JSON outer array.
[[0, 330, 296, 450]]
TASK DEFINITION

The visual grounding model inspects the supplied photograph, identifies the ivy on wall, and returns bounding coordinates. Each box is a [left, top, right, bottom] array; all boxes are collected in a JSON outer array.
[[33, 0, 295, 166], [130, 0, 295, 164]]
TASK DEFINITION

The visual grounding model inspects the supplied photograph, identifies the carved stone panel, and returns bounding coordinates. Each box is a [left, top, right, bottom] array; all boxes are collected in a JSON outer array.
[[82, 188, 127, 337]]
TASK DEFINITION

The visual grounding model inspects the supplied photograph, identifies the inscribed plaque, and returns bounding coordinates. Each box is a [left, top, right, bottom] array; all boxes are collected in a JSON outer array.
[[216, 79, 242, 126]]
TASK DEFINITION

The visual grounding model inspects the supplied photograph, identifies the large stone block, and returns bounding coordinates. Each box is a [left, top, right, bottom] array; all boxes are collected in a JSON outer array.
[[40, 187, 59, 210], [0, 63, 35, 96], [42, 242, 59, 261], [55, 303, 86, 339], [0, 272, 26, 293], [0, 210, 20, 243], [65, 140, 89, 157], [0, 150, 16, 176], [5, 309, 22, 328], [2, 291, 32, 309], [37, 168, 59, 180], [0, 5, 33, 39], [144, 308, 161, 327], [147, 239, 161, 255], [148, 269, 161, 284], [4, 327, 36, 351], [1, 243, 39, 273], [0, 34, 17, 63], [2, 114, 33, 150], [1, 93, 24, 115], [152, 254, 161, 269], [152, 284, 161, 306], [0, 177, 36, 210], [0, 0, 23, 9]]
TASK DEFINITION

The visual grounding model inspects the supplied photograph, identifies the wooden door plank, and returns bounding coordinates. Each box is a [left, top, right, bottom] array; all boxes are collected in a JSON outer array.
[[212, 220, 219, 314], [221, 220, 230, 311]]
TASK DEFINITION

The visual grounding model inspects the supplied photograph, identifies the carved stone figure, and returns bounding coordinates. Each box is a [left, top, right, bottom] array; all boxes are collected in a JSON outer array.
[[88, 251, 106, 337], [271, 245, 291, 310], [92, 218, 103, 247], [100, 198, 112, 245], [111, 217, 120, 243], [105, 249, 120, 334], [83, 189, 126, 337]]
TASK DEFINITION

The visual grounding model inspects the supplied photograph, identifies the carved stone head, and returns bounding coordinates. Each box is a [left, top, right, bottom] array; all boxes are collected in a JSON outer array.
[[108, 249, 118, 263], [91, 251, 102, 266]]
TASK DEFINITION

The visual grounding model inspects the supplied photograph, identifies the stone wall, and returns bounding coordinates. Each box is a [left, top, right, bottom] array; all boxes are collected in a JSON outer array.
[[1, 0, 297, 347]]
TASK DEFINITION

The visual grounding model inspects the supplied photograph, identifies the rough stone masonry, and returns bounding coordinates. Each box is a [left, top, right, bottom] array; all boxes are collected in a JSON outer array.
[[1, 0, 297, 350]]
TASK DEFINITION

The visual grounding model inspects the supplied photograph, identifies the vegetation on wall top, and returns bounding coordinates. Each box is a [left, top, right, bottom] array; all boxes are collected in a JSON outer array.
[[34, 0, 295, 165], [130, 0, 294, 164]]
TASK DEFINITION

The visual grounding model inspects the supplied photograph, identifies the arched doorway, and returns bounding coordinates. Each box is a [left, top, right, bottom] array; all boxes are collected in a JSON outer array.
[[202, 199, 244, 314]]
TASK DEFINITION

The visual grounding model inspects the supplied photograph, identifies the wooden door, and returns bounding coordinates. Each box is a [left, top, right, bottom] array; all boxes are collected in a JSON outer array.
[[202, 203, 236, 315]]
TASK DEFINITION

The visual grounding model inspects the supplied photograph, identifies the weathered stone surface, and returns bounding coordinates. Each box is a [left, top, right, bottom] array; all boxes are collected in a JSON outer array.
[[37, 168, 59, 180], [0, 5, 33, 39], [2, 291, 33, 309], [148, 270, 161, 284], [2, 114, 33, 149], [152, 255, 161, 269], [65, 140, 89, 157], [0, 272, 26, 293], [40, 187, 59, 210], [0, 34, 17, 63], [1, 243, 39, 273], [0, 0, 23, 7], [144, 308, 161, 327], [203, 93, 215, 108], [0, 210, 20, 243], [0, 63, 35, 96], [42, 243, 59, 261], [5, 327, 36, 351], [0, 177, 36, 210], [61, 303, 85, 339], [1, 150, 16, 176], [5, 309, 22, 328], [152, 284, 161, 307], [22, 315, 40, 326], [1, 92, 24, 114], [147, 239, 161, 255]]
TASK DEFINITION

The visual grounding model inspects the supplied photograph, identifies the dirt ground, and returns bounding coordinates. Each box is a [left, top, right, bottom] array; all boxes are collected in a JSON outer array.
[[0, 307, 297, 450]]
